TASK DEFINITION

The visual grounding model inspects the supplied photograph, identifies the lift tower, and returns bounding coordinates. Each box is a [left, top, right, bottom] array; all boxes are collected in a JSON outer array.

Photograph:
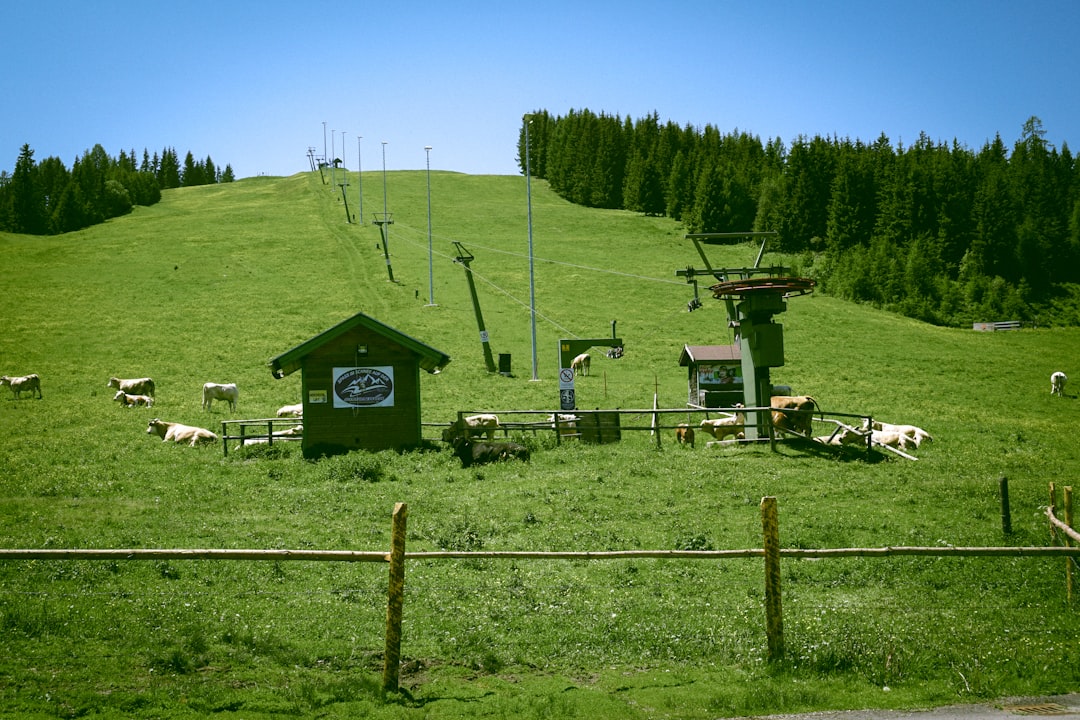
[[676, 232, 814, 439]]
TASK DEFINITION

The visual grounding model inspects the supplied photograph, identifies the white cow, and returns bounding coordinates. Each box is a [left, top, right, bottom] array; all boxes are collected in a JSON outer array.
[[113, 390, 154, 408], [276, 403, 303, 418], [700, 404, 746, 441], [570, 353, 591, 376], [871, 420, 933, 447], [840, 427, 916, 451], [107, 376, 155, 397], [442, 413, 500, 442], [146, 418, 218, 446], [202, 382, 239, 411], [547, 413, 579, 439], [0, 373, 42, 399], [1051, 371, 1068, 397]]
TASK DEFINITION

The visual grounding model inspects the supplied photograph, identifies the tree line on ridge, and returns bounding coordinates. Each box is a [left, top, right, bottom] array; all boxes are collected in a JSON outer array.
[[518, 110, 1080, 326], [0, 144, 234, 236]]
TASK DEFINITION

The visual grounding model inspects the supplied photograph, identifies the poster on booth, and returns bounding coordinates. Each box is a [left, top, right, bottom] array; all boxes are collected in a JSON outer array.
[[332, 366, 395, 408]]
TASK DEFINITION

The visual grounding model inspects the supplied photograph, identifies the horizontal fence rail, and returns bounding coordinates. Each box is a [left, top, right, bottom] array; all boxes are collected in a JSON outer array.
[[3, 485, 1076, 691], [3, 546, 1079, 562]]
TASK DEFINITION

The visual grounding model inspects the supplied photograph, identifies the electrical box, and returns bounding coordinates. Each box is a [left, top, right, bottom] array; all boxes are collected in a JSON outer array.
[[746, 322, 785, 368]]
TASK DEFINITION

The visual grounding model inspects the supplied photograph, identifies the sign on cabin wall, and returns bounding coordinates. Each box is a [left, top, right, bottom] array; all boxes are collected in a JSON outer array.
[[697, 363, 743, 386], [332, 366, 395, 408]]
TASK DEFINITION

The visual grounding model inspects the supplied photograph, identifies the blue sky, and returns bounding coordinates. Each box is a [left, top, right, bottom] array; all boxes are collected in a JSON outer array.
[[3, 1, 1079, 179]]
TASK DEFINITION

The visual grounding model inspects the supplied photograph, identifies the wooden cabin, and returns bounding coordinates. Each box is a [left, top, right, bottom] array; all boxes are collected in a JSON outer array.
[[678, 344, 744, 409], [268, 311, 451, 458]]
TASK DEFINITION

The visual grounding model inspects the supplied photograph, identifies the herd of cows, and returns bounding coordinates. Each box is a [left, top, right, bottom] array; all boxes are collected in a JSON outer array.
[[3, 368, 1070, 463]]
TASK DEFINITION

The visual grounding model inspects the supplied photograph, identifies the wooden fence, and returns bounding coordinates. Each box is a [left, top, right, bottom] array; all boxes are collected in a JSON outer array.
[[435, 406, 874, 448], [973, 320, 1023, 331], [220, 417, 304, 457], [3, 488, 1077, 692]]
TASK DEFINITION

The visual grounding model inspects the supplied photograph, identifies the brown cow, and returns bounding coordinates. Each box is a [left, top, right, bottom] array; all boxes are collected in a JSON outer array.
[[770, 395, 818, 436]]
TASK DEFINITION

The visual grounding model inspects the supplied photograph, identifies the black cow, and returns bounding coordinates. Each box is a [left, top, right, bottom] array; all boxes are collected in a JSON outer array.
[[451, 437, 530, 468]]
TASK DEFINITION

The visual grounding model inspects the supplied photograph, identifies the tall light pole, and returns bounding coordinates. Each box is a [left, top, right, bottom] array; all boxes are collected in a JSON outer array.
[[331, 129, 337, 188], [356, 135, 363, 225], [525, 115, 539, 381], [322, 122, 328, 184], [381, 141, 388, 221], [424, 145, 435, 306]]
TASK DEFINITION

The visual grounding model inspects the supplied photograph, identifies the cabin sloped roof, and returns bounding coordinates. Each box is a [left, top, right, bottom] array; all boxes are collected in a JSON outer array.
[[678, 344, 741, 366], [268, 311, 452, 378]]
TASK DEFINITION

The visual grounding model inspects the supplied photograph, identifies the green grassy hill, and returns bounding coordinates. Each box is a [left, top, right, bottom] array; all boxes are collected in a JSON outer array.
[[1, 172, 1078, 719]]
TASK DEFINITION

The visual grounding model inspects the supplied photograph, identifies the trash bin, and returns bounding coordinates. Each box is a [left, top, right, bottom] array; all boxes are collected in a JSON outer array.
[[498, 353, 512, 376]]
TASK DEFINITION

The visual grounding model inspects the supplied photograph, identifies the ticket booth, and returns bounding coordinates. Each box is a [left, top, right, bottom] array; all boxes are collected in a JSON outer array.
[[268, 311, 451, 458], [679, 344, 744, 409]]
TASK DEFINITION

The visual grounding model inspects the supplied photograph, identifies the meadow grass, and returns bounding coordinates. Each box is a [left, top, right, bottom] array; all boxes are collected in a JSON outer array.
[[0, 171, 1078, 718]]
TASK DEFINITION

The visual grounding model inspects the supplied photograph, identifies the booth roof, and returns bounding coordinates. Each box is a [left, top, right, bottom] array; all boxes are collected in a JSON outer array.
[[678, 344, 741, 366], [268, 311, 452, 378]]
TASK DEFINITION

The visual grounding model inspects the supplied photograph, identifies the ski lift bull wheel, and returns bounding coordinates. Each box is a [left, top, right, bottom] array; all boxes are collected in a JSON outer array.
[[710, 276, 816, 299]]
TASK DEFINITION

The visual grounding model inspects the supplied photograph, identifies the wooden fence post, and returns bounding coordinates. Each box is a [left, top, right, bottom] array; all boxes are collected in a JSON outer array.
[[999, 476, 1012, 535], [761, 496, 784, 661], [1049, 483, 1058, 542], [1065, 486, 1074, 604], [383, 502, 408, 692]]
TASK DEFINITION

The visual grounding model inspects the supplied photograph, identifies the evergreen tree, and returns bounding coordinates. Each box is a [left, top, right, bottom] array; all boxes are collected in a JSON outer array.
[[8, 144, 47, 234]]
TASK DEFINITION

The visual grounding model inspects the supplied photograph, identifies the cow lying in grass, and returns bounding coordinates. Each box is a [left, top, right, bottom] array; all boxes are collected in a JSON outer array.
[[237, 424, 303, 447], [114, 390, 154, 408], [146, 418, 218, 447], [451, 436, 529, 468], [1, 373, 42, 399], [871, 420, 932, 447], [276, 403, 303, 418]]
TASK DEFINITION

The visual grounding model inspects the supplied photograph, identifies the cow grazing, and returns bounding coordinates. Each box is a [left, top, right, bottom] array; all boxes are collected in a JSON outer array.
[[699, 404, 745, 441], [0, 374, 42, 400], [202, 382, 239, 411], [871, 420, 933, 447], [113, 390, 154, 408], [146, 418, 218, 447], [442, 413, 500, 442], [276, 403, 303, 418], [451, 436, 530, 468], [675, 424, 695, 447], [570, 353, 591, 376], [770, 395, 818, 436], [1051, 371, 1068, 397], [107, 376, 155, 397]]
